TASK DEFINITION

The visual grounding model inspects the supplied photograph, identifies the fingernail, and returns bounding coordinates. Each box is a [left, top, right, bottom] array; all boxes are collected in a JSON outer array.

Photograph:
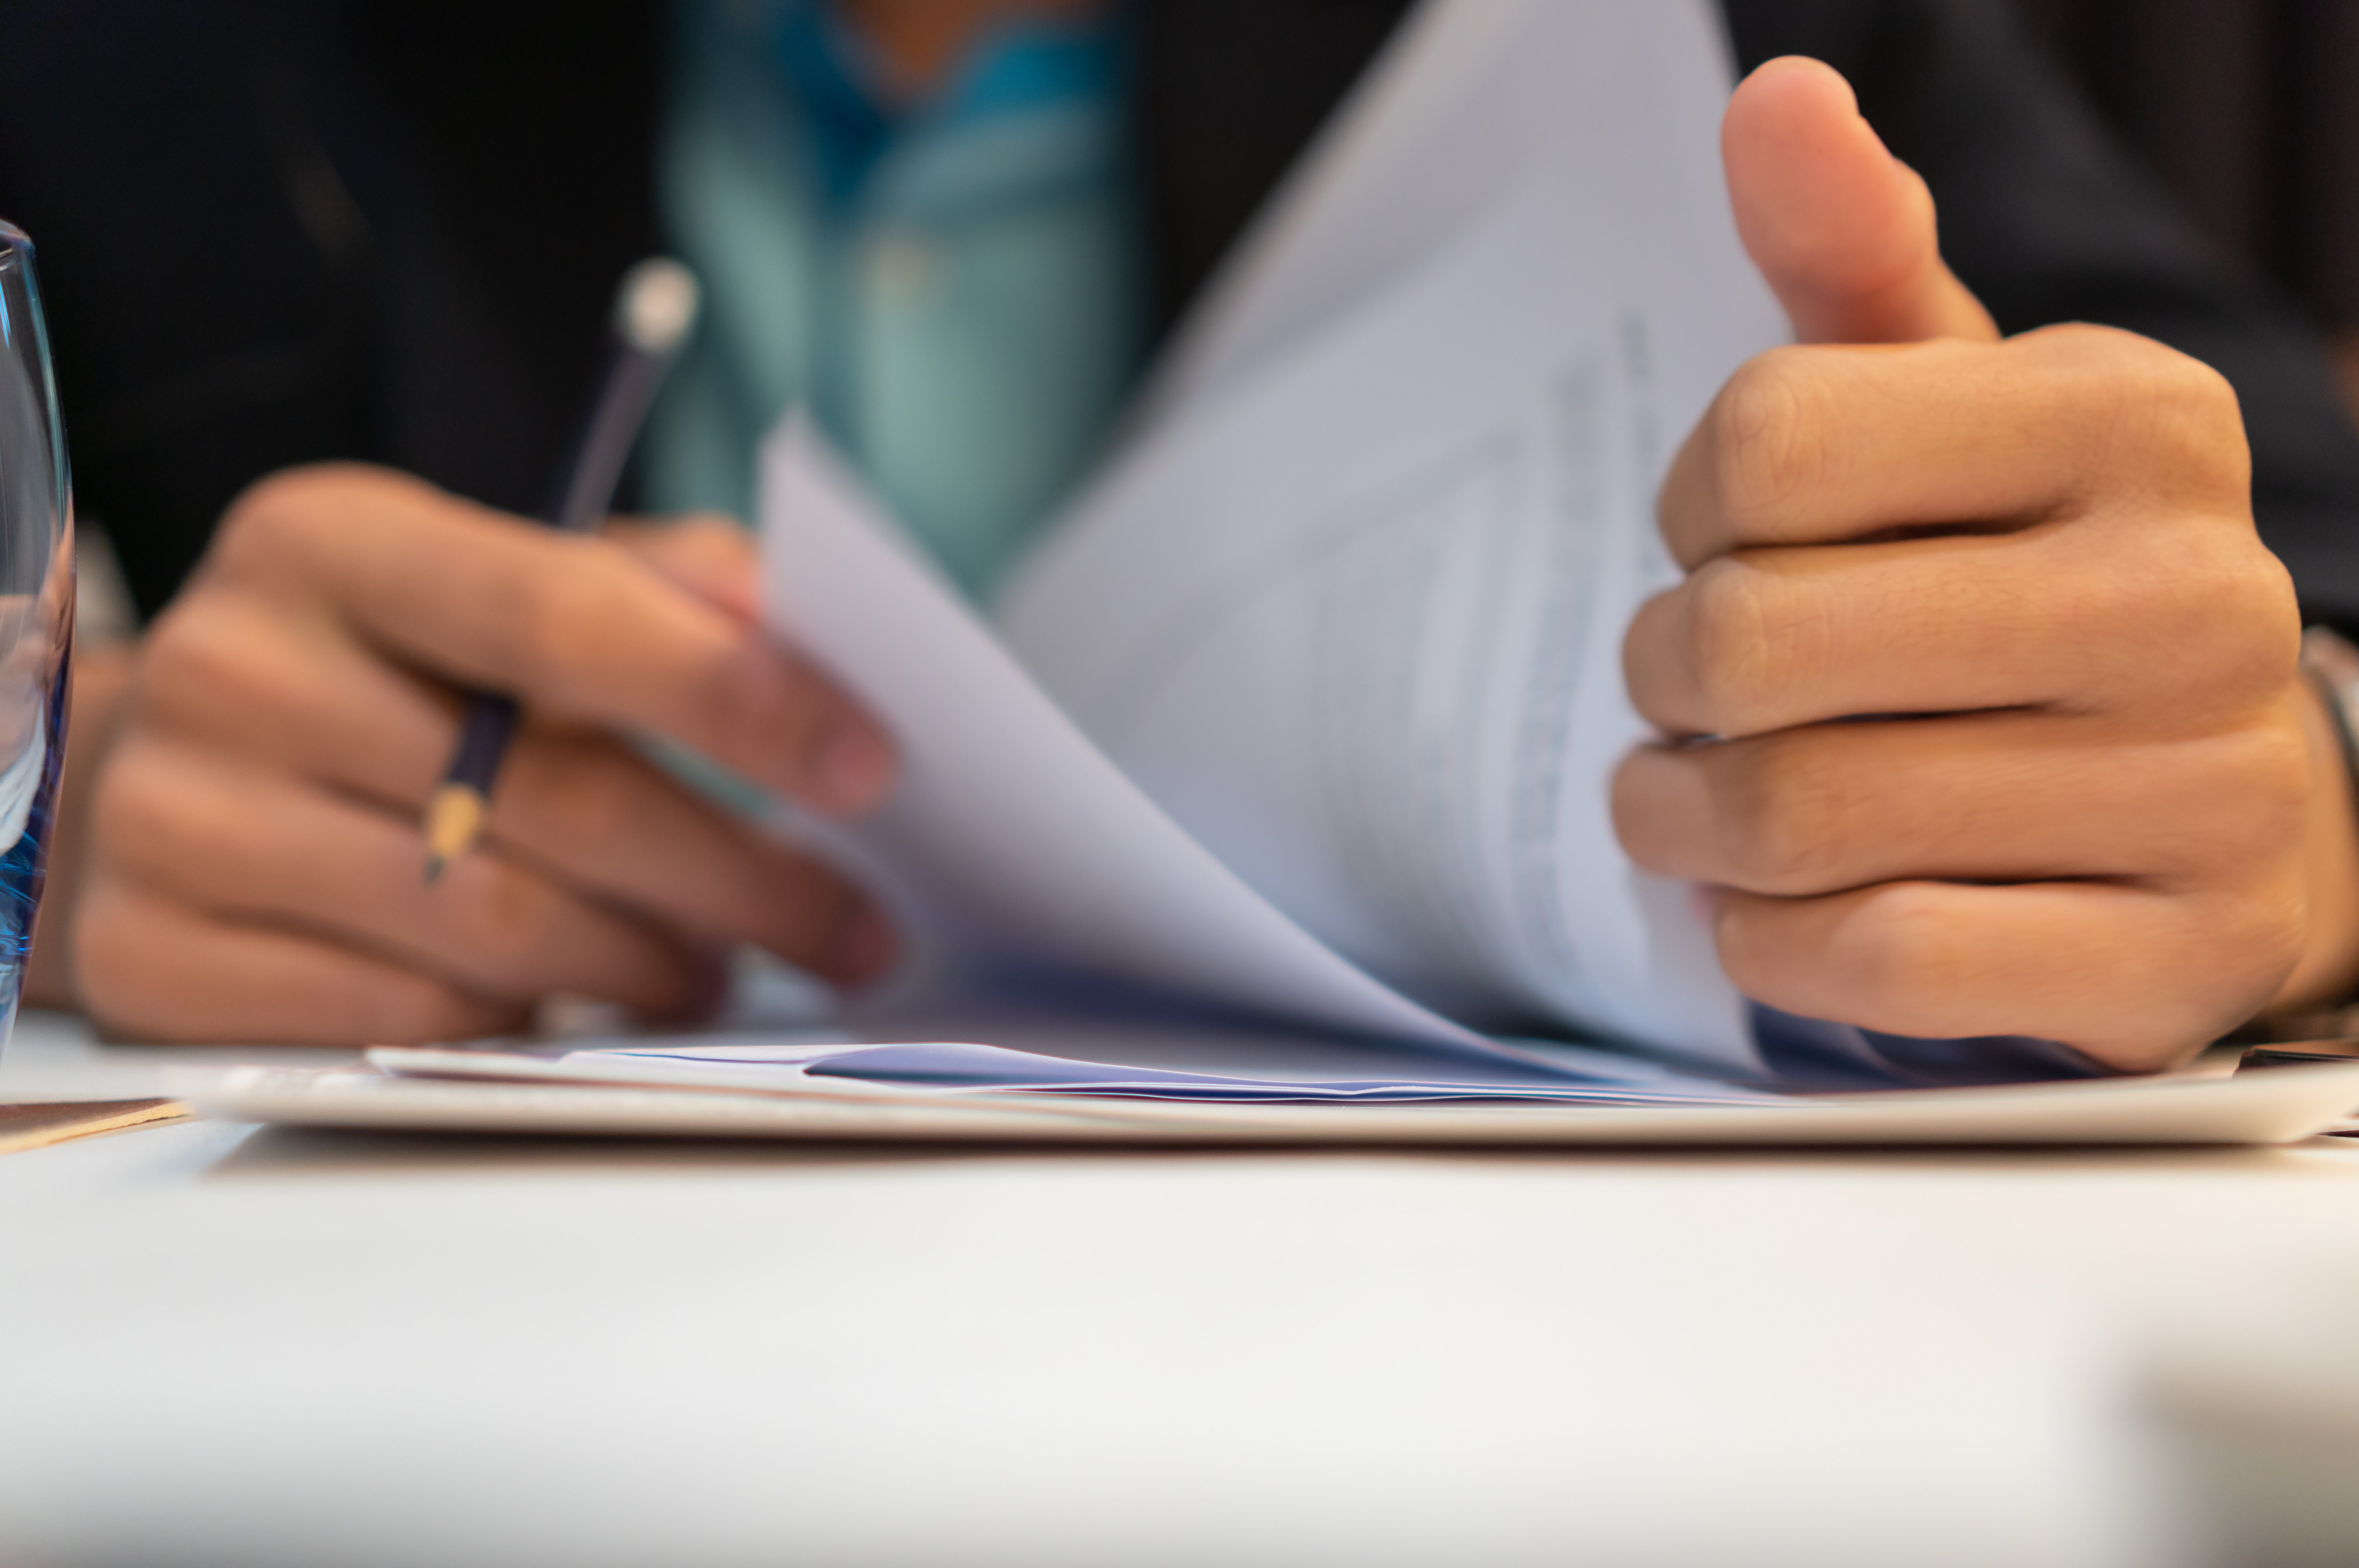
[[828, 907, 899, 986], [812, 722, 895, 815]]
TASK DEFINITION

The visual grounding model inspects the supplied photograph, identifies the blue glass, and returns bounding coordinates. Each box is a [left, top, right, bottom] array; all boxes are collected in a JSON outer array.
[[0, 223, 73, 1056]]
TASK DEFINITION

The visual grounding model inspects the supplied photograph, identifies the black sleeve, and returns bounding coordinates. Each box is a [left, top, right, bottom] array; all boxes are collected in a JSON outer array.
[[0, 1, 662, 622], [1133, 0, 1417, 335], [1722, 0, 2359, 636], [0, 2, 379, 618]]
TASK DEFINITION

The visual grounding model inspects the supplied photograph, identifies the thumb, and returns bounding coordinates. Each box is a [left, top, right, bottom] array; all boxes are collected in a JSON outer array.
[[1724, 56, 1998, 345]]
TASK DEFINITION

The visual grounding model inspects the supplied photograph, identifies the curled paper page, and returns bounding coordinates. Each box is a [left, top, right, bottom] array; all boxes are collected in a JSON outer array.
[[763, 0, 1780, 1071], [762, 418, 1504, 1060]]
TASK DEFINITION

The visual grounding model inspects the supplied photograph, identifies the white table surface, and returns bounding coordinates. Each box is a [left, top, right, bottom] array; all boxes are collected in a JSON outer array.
[[4, 1008, 2358, 1568]]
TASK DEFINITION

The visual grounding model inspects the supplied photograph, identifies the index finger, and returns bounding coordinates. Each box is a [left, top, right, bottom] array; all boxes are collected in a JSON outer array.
[[209, 465, 895, 815], [1655, 326, 2246, 569]]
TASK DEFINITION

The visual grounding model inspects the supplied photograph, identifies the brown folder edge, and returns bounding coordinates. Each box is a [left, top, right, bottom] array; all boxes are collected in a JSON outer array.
[[0, 1098, 192, 1155]]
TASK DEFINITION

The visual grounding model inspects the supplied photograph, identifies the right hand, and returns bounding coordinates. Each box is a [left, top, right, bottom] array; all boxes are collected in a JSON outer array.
[[1612, 57, 2323, 1067], [66, 462, 900, 1043]]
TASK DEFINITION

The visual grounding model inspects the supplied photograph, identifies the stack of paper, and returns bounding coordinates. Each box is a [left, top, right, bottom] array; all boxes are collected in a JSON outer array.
[[187, 1041, 2359, 1146]]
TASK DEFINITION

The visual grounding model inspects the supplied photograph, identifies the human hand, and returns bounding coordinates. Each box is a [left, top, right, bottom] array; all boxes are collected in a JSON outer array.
[[68, 463, 899, 1043], [1614, 57, 2359, 1070]]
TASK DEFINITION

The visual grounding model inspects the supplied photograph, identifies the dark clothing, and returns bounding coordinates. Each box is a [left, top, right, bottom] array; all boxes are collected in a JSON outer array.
[[3, 1, 2357, 628], [2011, 0, 2359, 338]]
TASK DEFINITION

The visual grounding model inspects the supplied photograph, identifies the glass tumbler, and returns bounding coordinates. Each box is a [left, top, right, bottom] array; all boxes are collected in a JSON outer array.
[[0, 223, 73, 1054]]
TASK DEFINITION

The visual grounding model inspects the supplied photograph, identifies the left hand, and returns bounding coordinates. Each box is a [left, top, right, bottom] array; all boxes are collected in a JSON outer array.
[[51, 469, 899, 1045], [1613, 57, 2359, 1071]]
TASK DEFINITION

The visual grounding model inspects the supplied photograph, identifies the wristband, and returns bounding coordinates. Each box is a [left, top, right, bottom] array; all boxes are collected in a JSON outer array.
[[2302, 626, 2359, 795]]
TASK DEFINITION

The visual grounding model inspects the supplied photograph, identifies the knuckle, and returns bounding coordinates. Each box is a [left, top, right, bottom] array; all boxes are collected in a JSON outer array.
[[1710, 903, 1776, 1001], [2163, 352, 2243, 434], [2223, 872, 2305, 968], [2039, 325, 2250, 499], [135, 597, 210, 673], [209, 471, 316, 571], [1831, 882, 1959, 1015], [1609, 751, 1667, 865], [1681, 559, 1793, 732], [2198, 717, 2314, 871], [448, 858, 573, 977], [208, 462, 384, 578], [2128, 336, 2242, 428], [2214, 548, 2303, 686], [2228, 889, 2307, 999], [358, 974, 509, 1045], [2141, 357, 2248, 501], [88, 741, 194, 860], [70, 884, 143, 1015], [2130, 529, 2299, 702], [445, 851, 685, 1011], [2253, 713, 2315, 823], [2121, 893, 2305, 1065], [70, 884, 229, 1044], [1710, 349, 1838, 529], [518, 737, 647, 850], [502, 537, 640, 705], [134, 600, 272, 730], [133, 604, 221, 707], [1716, 739, 1846, 893], [2228, 716, 2313, 826], [2022, 320, 2136, 361]]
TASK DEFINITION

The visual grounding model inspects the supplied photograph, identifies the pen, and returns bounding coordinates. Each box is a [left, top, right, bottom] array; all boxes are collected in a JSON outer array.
[[420, 257, 701, 883]]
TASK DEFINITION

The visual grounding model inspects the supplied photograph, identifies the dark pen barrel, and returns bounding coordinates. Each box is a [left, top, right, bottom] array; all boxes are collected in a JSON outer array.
[[418, 259, 701, 883]]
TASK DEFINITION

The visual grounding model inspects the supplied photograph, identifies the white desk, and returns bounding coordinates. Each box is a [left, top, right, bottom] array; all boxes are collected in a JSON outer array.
[[3, 1009, 2356, 1568]]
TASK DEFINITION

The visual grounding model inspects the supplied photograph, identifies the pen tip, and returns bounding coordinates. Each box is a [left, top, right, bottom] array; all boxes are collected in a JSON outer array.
[[421, 784, 488, 882]]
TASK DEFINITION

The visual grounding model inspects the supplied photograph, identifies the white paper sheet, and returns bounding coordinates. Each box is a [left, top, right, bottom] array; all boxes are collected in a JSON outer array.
[[999, 0, 1784, 1062], [763, 419, 1493, 1055], [1140, 0, 1747, 431], [762, 0, 1783, 1074], [190, 1056, 2359, 1149]]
